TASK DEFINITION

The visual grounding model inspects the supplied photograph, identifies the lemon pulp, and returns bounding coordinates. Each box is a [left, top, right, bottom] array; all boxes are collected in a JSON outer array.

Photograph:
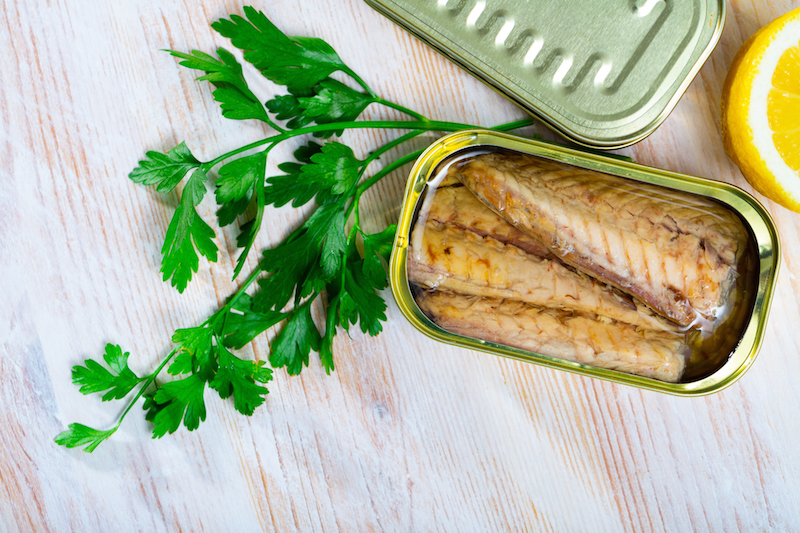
[[769, 43, 800, 171]]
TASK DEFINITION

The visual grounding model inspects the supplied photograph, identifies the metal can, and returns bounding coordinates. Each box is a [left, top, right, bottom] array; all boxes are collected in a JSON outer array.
[[366, 0, 725, 149], [389, 130, 780, 395]]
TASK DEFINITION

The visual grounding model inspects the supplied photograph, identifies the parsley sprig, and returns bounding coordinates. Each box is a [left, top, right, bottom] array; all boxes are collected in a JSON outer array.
[[55, 6, 533, 452]]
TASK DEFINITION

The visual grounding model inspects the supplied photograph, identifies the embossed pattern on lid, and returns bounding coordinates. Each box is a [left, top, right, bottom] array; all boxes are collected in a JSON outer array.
[[366, 0, 725, 148]]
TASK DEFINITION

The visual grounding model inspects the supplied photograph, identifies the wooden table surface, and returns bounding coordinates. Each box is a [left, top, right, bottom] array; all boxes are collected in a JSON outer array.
[[3, 0, 800, 530]]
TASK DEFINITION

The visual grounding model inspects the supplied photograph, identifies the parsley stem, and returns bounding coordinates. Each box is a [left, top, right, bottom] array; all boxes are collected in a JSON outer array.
[[362, 130, 425, 175], [113, 347, 180, 431], [213, 264, 265, 337], [228, 263, 263, 307], [203, 117, 535, 171], [201, 119, 508, 171], [116, 262, 265, 436], [261, 114, 286, 134], [351, 117, 534, 202], [355, 149, 425, 200], [376, 98, 429, 122], [490, 118, 536, 132], [341, 224, 359, 292], [342, 66, 377, 98], [348, 130, 426, 228]]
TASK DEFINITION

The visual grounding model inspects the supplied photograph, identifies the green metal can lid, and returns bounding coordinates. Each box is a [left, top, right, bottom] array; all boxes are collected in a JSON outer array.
[[366, 0, 725, 149]]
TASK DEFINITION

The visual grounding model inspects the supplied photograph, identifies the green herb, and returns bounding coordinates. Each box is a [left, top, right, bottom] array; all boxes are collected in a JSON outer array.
[[71, 344, 144, 401], [54, 6, 533, 452]]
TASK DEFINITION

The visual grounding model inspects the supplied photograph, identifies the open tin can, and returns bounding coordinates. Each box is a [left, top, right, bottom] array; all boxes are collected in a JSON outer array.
[[366, 0, 725, 148], [389, 131, 780, 395]]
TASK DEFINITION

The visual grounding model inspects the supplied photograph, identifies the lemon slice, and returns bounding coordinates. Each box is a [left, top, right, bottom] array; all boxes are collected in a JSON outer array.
[[721, 7, 800, 211]]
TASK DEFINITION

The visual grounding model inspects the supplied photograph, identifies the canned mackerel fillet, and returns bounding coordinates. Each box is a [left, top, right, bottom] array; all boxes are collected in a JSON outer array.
[[390, 131, 779, 395], [366, 0, 725, 148]]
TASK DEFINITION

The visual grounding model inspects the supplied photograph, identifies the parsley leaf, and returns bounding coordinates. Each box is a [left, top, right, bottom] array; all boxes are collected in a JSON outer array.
[[233, 212, 261, 279], [301, 142, 362, 196], [167, 351, 194, 376], [255, 228, 319, 312], [319, 299, 339, 374], [214, 151, 266, 219], [214, 151, 268, 229], [129, 142, 200, 194], [264, 142, 361, 210], [339, 265, 388, 336], [234, 184, 266, 279], [338, 241, 388, 336], [267, 79, 376, 137], [263, 142, 324, 208], [215, 196, 252, 229], [221, 294, 284, 349], [212, 6, 353, 95], [210, 344, 272, 415], [54, 424, 117, 453], [168, 48, 270, 124], [319, 207, 347, 278], [265, 95, 313, 130], [144, 374, 208, 437], [214, 151, 268, 278], [321, 227, 393, 352], [269, 304, 321, 375], [361, 224, 396, 287], [255, 199, 347, 311], [161, 169, 218, 292], [299, 80, 376, 126], [71, 344, 143, 401], [171, 326, 215, 378]]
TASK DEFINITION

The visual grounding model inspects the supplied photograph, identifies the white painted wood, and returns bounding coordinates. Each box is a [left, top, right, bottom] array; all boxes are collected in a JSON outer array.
[[1, 0, 799, 530]]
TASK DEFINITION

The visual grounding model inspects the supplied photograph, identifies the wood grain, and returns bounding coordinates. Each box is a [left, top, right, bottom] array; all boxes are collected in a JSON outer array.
[[1, 0, 800, 530]]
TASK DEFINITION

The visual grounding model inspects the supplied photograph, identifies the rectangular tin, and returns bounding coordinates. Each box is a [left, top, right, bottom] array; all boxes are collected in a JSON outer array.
[[389, 130, 780, 395], [366, 0, 725, 149]]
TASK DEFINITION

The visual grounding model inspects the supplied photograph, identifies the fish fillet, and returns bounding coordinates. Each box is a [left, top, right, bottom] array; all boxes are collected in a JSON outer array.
[[452, 153, 748, 327], [417, 291, 689, 382], [425, 184, 553, 258], [409, 218, 677, 331]]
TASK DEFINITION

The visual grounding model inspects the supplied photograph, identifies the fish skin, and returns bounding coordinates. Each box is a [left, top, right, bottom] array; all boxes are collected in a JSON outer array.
[[417, 291, 689, 383], [426, 185, 553, 258], [409, 218, 678, 331], [452, 153, 748, 327]]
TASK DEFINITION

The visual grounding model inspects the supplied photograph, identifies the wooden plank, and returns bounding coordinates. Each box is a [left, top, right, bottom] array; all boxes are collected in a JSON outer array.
[[1, 0, 799, 530]]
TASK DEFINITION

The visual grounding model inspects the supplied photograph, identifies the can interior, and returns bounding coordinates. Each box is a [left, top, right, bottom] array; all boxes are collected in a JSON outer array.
[[404, 146, 760, 385]]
